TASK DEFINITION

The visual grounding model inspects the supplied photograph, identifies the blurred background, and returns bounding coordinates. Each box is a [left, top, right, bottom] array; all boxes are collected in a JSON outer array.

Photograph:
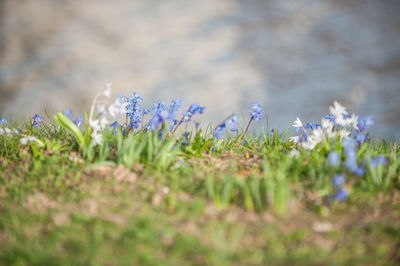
[[0, 0, 399, 139]]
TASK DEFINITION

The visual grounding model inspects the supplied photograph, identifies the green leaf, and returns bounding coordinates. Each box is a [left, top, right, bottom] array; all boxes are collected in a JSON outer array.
[[54, 113, 85, 147]]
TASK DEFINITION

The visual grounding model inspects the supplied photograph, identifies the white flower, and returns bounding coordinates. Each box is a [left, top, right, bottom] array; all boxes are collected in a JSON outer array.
[[103, 83, 112, 98], [99, 117, 109, 130], [20, 136, 38, 145], [90, 117, 109, 133], [321, 118, 336, 138], [339, 129, 350, 138], [336, 113, 358, 129], [89, 119, 101, 132], [329, 101, 347, 119], [0, 127, 18, 136], [108, 99, 127, 118], [302, 128, 324, 150], [96, 103, 106, 114], [321, 118, 333, 130], [289, 136, 299, 143], [292, 117, 303, 128], [91, 132, 103, 146], [349, 113, 359, 130]]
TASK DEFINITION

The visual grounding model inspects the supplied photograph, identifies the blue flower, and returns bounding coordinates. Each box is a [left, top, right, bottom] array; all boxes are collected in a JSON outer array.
[[213, 123, 226, 140], [304, 122, 323, 130], [64, 109, 74, 120], [344, 149, 357, 172], [213, 115, 237, 140], [249, 102, 264, 121], [0, 118, 8, 126], [168, 99, 183, 118], [148, 112, 168, 131], [183, 103, 206, 122], [328, 151, 340, 167], [370, 155, 388, 168], [110, 121, 119, 129], [332, 175, 345, 187], [342, 137, 356, 150], [32, 114, 44, 127], [182, 132, 190, 145], [334, 188, 349, 201], [324, 114, 336, 123], [298, 128, 308, 142], [343, 138, 358, 172], [64, 109, 83, 126], [121, 92, 144, 130], [355, 132, 369, 146], [147, 102, 169, 131], [143, 108, 151, 115], [354, 165, 365, 176], [357, 116, 374, 132]]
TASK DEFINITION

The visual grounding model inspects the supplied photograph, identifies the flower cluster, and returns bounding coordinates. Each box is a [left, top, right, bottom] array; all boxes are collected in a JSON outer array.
[[249, 102, 264, 121], [87, 84, 117, 145], [84, 85, 205, 140], [290, 101, 371, 150], [289, 101, 391, 202], [119, 92, 144, 130]]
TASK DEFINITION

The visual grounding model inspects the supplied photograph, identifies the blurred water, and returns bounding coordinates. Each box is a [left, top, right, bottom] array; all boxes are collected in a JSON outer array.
[[0, 0, 399, 139]]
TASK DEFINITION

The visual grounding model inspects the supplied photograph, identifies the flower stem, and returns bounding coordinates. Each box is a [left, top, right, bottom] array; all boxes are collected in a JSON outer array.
[[238, 117, 253, 146], [171, 117, 184, 135]]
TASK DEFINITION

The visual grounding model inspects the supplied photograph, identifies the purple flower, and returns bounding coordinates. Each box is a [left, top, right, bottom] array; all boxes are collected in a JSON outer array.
[[334, 188, 349, 201], [328, 151, 340, 167], [332, 175, 345, 187], [370, 155, 388, 168], [249, 102, 264, 121], [32, 114, 44, 127]]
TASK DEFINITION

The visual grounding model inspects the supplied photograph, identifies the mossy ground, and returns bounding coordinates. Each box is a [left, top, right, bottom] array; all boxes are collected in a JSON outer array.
[[0, 121, 399, 265]]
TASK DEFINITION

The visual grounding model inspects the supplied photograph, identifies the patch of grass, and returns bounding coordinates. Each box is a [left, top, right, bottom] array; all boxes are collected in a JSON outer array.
[[0, 114, 399, 265]]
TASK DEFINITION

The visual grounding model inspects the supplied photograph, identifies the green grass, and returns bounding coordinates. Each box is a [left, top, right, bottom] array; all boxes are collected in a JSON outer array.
[[0, 119, 399, 265]]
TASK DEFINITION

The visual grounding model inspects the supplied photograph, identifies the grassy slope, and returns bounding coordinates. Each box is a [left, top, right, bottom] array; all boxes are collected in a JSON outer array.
[[0, 122, 400, 266]]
